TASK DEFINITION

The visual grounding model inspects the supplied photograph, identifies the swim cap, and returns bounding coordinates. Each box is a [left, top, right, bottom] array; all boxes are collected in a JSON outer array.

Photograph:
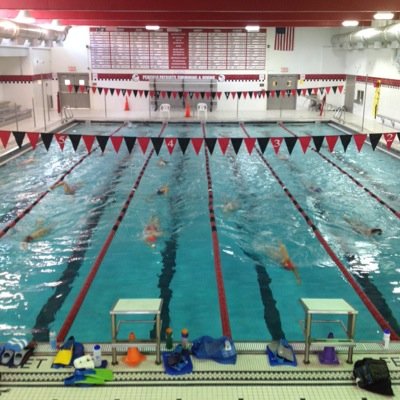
[[25, 235, 34, 243], [147, 235, 157, 243], [283, 259, 295, 270]]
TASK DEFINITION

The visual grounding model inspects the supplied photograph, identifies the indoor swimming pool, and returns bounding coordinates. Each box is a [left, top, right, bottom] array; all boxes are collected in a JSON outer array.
[[0, 120, 399, 345]]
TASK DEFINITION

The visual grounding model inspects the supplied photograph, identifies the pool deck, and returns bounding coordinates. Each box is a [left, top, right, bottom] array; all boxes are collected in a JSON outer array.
[[0, 109, 399, 399], [0, 342, 399, 400]]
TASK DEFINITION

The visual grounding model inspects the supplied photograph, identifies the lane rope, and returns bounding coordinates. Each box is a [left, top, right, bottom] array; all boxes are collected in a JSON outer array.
[[240, 122, 399, 339], [202, 123, 232, 338]]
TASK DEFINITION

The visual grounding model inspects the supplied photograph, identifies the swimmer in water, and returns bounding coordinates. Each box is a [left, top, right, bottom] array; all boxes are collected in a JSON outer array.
[[343, 216, 382, 237], [222, 201, 239, 213], [50, 181, 77, 195], [143, 216, 163, 247], [21, 223, 52, 249], [262, 242, 301, 284], [157, 158, 168, 167], [157, 185, 169, 196]]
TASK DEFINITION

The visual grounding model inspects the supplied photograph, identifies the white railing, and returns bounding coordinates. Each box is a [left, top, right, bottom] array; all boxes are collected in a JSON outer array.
[[61, 106, 74, 122]]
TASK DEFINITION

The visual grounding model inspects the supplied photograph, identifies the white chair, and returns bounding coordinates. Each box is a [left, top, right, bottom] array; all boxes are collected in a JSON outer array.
[[160, 103, 171, 120], [197, 103, 207, 120]]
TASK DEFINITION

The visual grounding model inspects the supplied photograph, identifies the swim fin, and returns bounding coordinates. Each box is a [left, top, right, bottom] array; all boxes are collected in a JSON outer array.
[[64, 368, 114, 386], [13, 341, 37, 367], [52, 336, 75, 368]]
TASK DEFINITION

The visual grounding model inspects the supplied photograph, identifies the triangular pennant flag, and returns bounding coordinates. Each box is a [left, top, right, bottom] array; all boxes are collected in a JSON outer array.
[[266, 90, 271, 98], [284, 137, 297, 154], [143, 90, 149, 98], [211, 92, 217, 100], [103, 88, 109, 95], [55, 133, 68, 151], [339, 134, 352, 152], [122, 89, 126, 96], [312, 136, 324, 152], [216, 92, 222, 100], [205, 138, 217, 154], [98, 87, 103, 95], [41, 133, 53, 150], [133, 89, 138, 97], [299, 136, 312, 153], [178, 138, 190, 154], [27, 132, 40, 149], [353, 134, 367, 152], [312, 88, 318, 95], [82, 135, 96, 152], [109, 88, 115, 96], [325, 135, 339, 152], [96, 135, 109, 152], [68, 84, 73, 93], [296, 89, 302, 96], [115, 88, 121, 96], [369, 133, 381, 150], [319, 87, 324, 94], [160, 91, 166, 98], [224, 92, 230, 100], [307, 88, 313, 96], [13, 131, 25, 148], [110, 136, 123, 153], [338, 85, 344, 93], [127, 89, 132, 97], [183, 92, 188, 99], [69, 134, 81, 151], [301, 88, 307, 96], [74, 85, 79, 93], [164, 137, 177, 154], [138, 137, 150, 153], [155, 91, 160, 99], [260, 90, 266, 98], [280, 90, 286, 97], [231, 138, 243, 154], [398, 132, 400, 143], [257, 137, 269, 153], [200, 92, 205, 99], [271, 137, 283, 154], [237, 92, 242, 99], [189, 92, 194, 99], [332, 86, 337, 94], [248, 92, 253, 99], [124, 136, 136, 153], [194, 92, 200, 99], [286, 90, 291, 97], [231, 92, 237, 99], [79, 85, 86, 93], [172, 91, 177, 99], [138, 90, 144, 97], [276, 90, 281, 98], [291, 89, 297, 96], [244, 137, 256, 154], [205, 92, 211, 99], [243, 92, 248, 99], [178, 91, 183, 99], [151, 137, 163, 155], [91, 86, 97, 94], [325, 86, 331, 94], [218, 137, 230, 154], [0, 130, 11, 148], [383, 133, 396, 150], [191, 138, 203, 154]]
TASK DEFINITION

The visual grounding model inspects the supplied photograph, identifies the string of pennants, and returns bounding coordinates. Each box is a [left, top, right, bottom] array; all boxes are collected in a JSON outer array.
[[67, 84, 344, 100], [0, 130, 399, 155]]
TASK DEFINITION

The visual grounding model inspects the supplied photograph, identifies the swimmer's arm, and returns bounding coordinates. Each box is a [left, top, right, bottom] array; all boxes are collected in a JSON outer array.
[[292, 266, 301, 285]]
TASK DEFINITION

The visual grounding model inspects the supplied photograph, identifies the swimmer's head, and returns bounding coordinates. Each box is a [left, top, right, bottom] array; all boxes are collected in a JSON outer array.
[[370, 228, 382, 236], [24, 235, 34, 243], [147, 235, 157, 243]]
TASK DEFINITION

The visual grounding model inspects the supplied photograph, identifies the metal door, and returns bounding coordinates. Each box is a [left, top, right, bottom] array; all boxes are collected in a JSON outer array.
[[58, 73, 90, 109], [267, 74, 298, 110], [344, 75, 355, 113]]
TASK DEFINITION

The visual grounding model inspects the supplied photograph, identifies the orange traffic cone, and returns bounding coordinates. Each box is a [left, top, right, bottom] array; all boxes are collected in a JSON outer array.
[[124, 96, 130, 111], [185, 101, 191, 117], [123, 347, 146, 366]]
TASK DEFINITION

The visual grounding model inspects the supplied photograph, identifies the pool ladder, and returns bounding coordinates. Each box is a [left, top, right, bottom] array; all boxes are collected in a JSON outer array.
[[333, 106, 346, 123], [61, 106, 74, 123]]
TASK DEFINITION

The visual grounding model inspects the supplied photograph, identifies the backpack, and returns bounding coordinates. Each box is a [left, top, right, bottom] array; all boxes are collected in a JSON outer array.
[[353, 358, 394, 396]]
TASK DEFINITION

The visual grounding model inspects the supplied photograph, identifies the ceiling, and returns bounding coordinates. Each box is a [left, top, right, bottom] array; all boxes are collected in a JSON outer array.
[[0, 0, 399, 28]]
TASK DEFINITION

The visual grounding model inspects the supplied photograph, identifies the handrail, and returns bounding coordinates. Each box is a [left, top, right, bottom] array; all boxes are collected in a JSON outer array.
[[61, 106, 74, 123], [377, 113, 400, 128]]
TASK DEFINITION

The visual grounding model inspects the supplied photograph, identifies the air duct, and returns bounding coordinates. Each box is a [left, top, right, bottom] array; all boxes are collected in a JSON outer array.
[[331, 22, 400, 49], [0, 19, 69, 46]]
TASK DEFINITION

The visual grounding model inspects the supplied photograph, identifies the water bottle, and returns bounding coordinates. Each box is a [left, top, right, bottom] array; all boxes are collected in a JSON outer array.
[[93, 344, 102, 367], [181, 328, 189, 349], [49, 330, 57, 350], [165, 327, 173, 350], [383, 329, 391, 350]]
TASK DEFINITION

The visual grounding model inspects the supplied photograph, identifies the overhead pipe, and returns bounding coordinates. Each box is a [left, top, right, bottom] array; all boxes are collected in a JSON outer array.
[[331, 22, 400, 49], [0, 19, 69, 45]]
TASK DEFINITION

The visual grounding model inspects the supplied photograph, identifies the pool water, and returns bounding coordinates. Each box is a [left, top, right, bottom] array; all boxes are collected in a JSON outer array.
[[0, 121, 398, 343]]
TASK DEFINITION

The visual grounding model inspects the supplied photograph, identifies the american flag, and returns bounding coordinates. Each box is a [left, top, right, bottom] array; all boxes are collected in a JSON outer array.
[[274, 27, 295, 51]]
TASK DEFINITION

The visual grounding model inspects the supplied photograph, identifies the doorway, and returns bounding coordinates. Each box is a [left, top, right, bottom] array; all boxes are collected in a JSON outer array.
[[344, 75, 356, 113], [58, 73, 90, 109], [267, 74, 298, 110]]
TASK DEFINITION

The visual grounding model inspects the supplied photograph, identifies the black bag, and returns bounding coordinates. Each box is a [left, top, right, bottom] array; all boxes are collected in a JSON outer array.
[[353, 358, 394, 396]]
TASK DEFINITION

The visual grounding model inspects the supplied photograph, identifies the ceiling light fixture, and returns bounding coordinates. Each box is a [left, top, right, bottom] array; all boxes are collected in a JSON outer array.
[[342, 20, 359, 27], [145, 25, 160, 31], [245, 25, 260, 32], [373, 12, 394, 20]]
